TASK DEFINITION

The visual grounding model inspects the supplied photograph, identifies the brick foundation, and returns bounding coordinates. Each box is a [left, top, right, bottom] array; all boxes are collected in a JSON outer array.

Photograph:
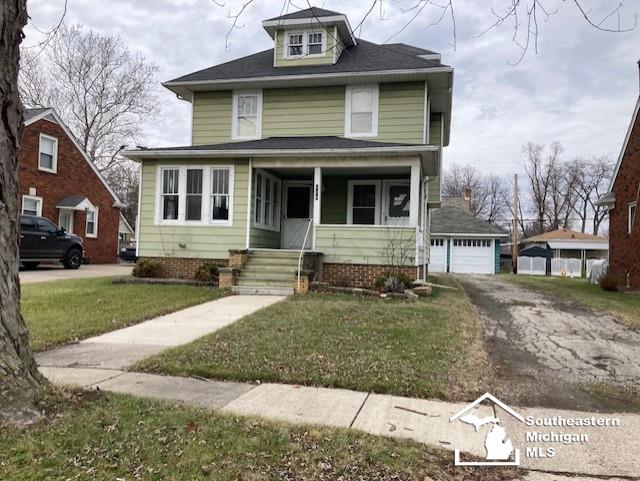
[[320, 263, 420, 289], [139, 256, 227, 279]]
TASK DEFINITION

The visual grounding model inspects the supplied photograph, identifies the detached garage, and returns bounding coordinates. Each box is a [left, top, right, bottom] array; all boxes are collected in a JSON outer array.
[[428, 206, 507, 274]]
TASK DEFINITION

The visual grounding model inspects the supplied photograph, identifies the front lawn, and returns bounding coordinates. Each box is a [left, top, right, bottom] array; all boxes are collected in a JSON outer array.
[[503, 274, 640, 328], [0, 393, 516, 481], [136, 277, 488, 401], [21, 278, 225, 351]]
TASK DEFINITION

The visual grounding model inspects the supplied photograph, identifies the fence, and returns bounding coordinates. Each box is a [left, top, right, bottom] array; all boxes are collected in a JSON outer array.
[[551, 258, 582, 278], [517, 256, 547, 276]]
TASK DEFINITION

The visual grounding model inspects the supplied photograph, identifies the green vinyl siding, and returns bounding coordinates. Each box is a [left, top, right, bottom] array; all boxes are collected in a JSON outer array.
[[138, 159, 248, 259], [321, 177, 348, 224], [262, 86, 344, 137], [377, 82, 425, 144], [427, 176, 440, 204], [192, 91, 232, 145], [315, 225, 416, 265], [274, 28, 336, 67], [250, 227, 280, 248], [429, 113, 442, 145]]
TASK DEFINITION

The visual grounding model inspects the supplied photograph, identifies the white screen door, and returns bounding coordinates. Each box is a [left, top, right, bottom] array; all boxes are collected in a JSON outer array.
[[281, 183, 313, 249]]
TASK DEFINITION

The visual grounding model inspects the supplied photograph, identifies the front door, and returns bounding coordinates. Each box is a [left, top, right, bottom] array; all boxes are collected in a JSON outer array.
[[282, 183, 313, 249], [383, 181, 411, 225]]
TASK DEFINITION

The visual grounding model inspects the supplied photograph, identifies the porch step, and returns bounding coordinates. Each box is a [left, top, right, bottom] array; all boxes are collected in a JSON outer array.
[[231, 285, 294, 296], [249, 250, 300, 259], [244, 257, 300, 267], [239, 272, 295, 281], [236, 278, 293, 288], [240, 265, 298, 275]]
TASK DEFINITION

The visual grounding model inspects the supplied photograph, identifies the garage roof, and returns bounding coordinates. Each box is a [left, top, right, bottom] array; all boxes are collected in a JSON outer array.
[[431, 206, 507, 236]]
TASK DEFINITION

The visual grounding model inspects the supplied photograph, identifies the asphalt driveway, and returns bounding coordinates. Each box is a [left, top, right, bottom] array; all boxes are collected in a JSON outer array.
[[19, 263, 133, 284], [460, 275, 640, 412]]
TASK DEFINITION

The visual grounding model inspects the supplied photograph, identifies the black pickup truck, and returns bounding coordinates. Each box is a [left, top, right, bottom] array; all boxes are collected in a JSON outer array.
[[19, 214, 84, 269]]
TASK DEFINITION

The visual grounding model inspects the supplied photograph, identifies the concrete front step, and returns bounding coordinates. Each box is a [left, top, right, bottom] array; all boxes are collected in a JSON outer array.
[[239, 273, 295, 282], [241, 266, 298, 275], [232, 285, 294, 296], [237, 278, 293, 288], [249, 250, 300, 259], [245, 257, 300, 267]]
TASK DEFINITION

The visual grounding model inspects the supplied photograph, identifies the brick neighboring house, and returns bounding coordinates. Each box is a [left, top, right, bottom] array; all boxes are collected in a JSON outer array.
[[598, 96, 640, 289], [20, 108, 125, 263]]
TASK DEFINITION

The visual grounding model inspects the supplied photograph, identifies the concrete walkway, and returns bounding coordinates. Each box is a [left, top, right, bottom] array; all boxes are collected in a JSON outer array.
[[39, 365, 640, 478], [36, 295, 285, 370], [37, 293, 640, 479]]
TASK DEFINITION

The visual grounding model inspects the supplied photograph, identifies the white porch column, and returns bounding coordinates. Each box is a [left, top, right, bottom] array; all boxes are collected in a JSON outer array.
[[312, 167, 322, 250], [409, 163, 420, 226]]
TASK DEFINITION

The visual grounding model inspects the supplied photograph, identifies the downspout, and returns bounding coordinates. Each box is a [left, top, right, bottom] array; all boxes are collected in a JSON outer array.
[[422, 176, 430, 281]]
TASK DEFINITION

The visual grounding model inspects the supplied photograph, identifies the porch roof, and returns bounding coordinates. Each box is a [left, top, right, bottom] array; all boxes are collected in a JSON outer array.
[[123, 136, 438, 163]]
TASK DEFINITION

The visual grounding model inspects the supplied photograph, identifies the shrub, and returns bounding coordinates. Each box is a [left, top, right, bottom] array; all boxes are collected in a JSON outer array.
[[598, 269, 618, 292], [194, 263, 219, 284], [132, 259, 162, 278], [375, 272, 413, 293]]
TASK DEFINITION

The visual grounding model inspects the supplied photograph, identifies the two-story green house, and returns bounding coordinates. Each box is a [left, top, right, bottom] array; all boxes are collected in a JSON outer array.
[[125, 7, 453, 294]]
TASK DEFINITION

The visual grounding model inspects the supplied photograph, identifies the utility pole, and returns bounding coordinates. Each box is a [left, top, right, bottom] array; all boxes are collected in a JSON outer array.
[[512, 174, 519, 273]]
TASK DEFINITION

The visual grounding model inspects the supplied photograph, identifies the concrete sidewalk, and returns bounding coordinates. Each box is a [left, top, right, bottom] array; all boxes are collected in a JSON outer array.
[[40, 365, 640, 478], [37, 295, 285, 369]]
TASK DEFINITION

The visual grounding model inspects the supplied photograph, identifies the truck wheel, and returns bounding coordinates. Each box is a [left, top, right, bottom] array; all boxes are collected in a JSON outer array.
[[63, 247, 83, 269]]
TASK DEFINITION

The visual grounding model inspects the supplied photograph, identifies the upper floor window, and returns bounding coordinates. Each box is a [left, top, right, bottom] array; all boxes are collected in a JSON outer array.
[[39, 134, 58, 173], [285, 30, 325, 58], [85, 207, 98, 238], [22, 195, 43, 216], [157, 166, 234, 226], [232, 90, 262, 140], [630, 202, 637, 234], [345, 85, 379, 138]]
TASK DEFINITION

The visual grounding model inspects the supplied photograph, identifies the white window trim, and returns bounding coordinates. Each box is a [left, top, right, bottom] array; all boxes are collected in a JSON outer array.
[[629, 201, 637, 234], [347, 180, 381, 225], [21, 195, 43, 216], [252, 168, 281, 232], [58, 209, 74, 234], [210, 166, 235, 226], [284, 29, 327, 59], [344, 84, 379, 138], [232, 90, 263, 140], [155, 165, 235, 227], [85, 207, 98, 238], [38, 133, 58, 173]]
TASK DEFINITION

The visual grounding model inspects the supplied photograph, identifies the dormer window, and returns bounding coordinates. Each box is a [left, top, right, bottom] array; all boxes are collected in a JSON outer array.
[[308, 32, 323, 54], [285, 30, 326, 58], [288, 33, 303, 56]]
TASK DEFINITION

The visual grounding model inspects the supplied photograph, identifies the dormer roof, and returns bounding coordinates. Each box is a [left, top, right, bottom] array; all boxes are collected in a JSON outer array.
[[262, 7, 357, 47]]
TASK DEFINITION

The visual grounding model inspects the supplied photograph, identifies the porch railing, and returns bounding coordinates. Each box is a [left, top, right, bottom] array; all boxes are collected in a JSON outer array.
[[297, 218, 314, 293]]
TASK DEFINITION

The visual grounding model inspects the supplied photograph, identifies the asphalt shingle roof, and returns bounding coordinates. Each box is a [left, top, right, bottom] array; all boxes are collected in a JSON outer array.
[[24, 108, 51, 122], [523, 228, 607, 243], [265, 7, 343, 21], [56, 196, 88, 208], [167, 39, 445, 84], [141, 136, 415, 152], [431, 206, 506, 236]]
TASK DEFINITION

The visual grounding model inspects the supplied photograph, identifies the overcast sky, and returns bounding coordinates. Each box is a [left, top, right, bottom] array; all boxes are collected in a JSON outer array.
[[23, 0, 640, 177]]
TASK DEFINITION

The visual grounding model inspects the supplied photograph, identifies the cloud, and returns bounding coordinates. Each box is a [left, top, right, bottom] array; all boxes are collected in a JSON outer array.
[[23, 0, 640, 175]]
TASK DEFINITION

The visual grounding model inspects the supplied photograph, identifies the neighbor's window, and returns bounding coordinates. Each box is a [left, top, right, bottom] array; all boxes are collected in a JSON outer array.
[[348, 181, 379, 225], [22, 195, 42, 216], [430, 238, 444, 247], [630, 202, 637, 234], [211, 168, 231, 223], [233, 90, 262, 139], [86, 208, 98, 237], [161, 168, 180, 220], [185, 169, 203, 221], [288, 33, 303, 56], [39, 134, 58, 173], [307, 32, 323, 55], [253, 169, 281, 231], [345, 85, 378, 137]]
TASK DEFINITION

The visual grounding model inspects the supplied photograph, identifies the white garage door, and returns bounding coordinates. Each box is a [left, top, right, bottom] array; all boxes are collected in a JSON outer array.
[[428, 238, 447, 273], [451, 238, 494, 274]]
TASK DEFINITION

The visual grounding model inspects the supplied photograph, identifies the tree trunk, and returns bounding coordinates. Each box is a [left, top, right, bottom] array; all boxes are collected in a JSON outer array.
[[0, 0, 48, 424]]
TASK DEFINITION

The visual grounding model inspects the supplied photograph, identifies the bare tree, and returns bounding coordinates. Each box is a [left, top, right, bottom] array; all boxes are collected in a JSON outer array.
[[442, 164, 509, 222], [103, 162, 140, 228], [1, 0, 48, 425], [20, 24, 158, 172], [567, 156, 614, 234]]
